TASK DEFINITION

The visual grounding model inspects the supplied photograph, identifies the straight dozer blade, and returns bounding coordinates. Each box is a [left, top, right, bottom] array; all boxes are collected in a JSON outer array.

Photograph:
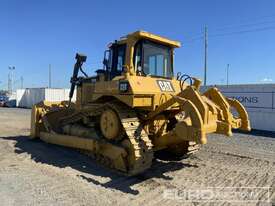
[[30, 101, 73, 139]]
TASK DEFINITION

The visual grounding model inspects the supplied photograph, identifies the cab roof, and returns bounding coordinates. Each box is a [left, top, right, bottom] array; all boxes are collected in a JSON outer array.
[[117, 30, 181, 48]]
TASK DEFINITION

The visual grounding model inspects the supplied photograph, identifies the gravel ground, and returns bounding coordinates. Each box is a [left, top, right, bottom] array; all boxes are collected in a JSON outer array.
[[0, 107, 274, 206]]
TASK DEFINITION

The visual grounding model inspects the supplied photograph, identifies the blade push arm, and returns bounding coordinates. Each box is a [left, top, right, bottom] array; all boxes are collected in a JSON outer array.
[[69, 53, 87, 104]]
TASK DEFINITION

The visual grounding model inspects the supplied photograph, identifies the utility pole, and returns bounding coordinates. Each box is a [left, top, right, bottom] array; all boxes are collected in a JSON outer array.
[[226, 64, 229, 87], [8, 66, 15, 94], [204, 26, 208, 86], [49, 64, 51, 88], [20, 76, 24, 89]]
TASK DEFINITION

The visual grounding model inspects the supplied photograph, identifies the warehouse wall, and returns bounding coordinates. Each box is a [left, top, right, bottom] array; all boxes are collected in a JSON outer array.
[[201, 84, 275, 131]]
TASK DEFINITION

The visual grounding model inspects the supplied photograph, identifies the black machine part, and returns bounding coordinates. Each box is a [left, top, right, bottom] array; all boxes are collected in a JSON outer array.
[[69, 53, 87, 105]]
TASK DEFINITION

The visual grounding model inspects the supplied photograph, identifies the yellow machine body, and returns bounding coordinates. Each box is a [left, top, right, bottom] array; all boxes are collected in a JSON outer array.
[[31, 31, 251, 175]]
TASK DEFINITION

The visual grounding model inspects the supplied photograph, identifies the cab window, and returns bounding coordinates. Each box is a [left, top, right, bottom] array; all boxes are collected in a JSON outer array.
[[117, 46, 125, 71], [134, 40, 173, 78]]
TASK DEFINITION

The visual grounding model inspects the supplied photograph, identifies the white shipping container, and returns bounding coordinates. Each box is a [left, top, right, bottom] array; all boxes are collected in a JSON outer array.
[[16, 88, 76, 108], [45, 88, 67, 102], [201, 84, 275, 132], [16, 89, 25, 107], [16, 88, 45, 108]]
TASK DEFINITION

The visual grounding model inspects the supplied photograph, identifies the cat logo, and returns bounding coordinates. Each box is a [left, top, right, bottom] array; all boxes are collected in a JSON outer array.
[[157, 80, 175, 92]]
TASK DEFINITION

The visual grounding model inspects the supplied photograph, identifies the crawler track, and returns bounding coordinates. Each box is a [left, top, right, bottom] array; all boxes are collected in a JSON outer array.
[[60, 101, 154, 175]]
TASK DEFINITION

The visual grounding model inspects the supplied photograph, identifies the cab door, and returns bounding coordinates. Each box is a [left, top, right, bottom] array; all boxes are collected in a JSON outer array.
[[110, 44, 126, 79]]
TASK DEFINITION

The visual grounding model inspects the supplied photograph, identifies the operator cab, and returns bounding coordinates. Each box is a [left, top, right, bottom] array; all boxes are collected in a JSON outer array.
[[101, 31, 180, 80], [103, 40, 173, 79]]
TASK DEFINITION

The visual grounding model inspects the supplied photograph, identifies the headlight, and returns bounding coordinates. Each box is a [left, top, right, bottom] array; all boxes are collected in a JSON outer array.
[[119, 81, 129, 92]]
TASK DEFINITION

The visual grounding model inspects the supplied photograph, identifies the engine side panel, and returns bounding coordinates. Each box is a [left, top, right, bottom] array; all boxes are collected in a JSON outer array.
[[76, 75, 184, 110]]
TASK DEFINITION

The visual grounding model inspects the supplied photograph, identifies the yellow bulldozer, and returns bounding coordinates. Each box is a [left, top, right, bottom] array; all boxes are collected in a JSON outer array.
[[30, 31, 251, 175]]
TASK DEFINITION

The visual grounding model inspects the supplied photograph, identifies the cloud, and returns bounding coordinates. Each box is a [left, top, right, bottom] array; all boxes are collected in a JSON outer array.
[[260, 78, 273, 83]]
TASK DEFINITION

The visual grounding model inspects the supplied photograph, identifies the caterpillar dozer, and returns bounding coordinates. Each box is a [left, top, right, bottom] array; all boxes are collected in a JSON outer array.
[[30, 31, 251, 175]]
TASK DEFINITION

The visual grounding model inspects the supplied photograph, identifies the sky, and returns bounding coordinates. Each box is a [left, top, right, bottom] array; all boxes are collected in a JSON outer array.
[[0, 0, 275, 89]]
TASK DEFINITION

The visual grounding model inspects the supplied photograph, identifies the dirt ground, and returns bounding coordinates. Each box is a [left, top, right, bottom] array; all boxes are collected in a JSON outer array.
[[0, 107, 274, 206]]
